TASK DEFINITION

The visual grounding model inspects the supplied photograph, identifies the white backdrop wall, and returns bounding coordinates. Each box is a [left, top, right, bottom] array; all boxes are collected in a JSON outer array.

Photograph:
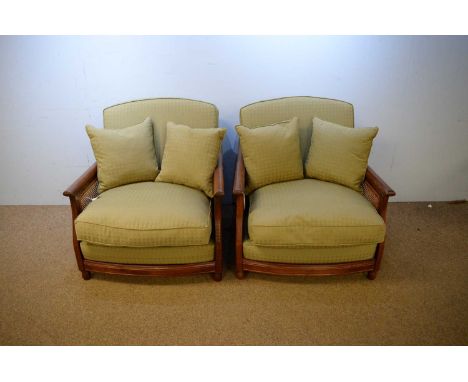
[[0, 35, 467, 204]]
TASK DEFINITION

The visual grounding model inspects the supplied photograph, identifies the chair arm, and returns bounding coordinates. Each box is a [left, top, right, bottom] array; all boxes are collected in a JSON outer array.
[[233, 150, 246, 196], [363, 166, 395, 221], [364, 166, 395, 198], [213, 152, 224, 197], [63, 163, 97, 197], [63, 163, 98, 217]]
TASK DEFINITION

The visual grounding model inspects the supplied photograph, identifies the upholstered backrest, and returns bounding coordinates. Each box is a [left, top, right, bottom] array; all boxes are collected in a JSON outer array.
[[104, 98, 219, 165], [240, 97, 354, 162]]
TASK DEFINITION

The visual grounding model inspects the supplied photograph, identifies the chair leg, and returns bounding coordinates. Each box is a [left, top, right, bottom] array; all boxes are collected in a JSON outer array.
[[234, 194, 246, 280], [234, 238, 244, 279], [235, 270, 245, 279], [81, 270, 91, 280], [367, 241, 385, 280], [213, 196, 223, 282]]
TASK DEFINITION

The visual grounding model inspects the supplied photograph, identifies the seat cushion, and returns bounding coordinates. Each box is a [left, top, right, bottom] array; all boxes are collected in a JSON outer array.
[[243, 240, 376, 264], [248, 179, 385, 246], [81, 242, 214, 265], [75, 182, 211, 247]]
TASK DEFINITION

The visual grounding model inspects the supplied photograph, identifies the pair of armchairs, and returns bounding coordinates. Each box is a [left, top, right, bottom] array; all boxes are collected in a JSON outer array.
[[63, 97, 395, 282]]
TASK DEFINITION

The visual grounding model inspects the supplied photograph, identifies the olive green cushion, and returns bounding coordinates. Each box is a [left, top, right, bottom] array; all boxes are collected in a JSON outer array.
[[81, 241, 214, 265], [86, 117, 158, 193], [103, 98, 219, 167], [240, 96, 354, 162], [305, 117, 378, 192], [75, 182, 211, 247], [243, 240, 376, 264], [156, 122, 226, 197], [236, 118, 304, 193], [248, 179, 385, 246]]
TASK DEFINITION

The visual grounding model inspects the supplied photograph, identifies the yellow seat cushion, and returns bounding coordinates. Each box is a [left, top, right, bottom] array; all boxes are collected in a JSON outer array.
[[236, 117, 304, 193], [81, 242, 214, 265], [248, 179, 385, 246], [156, 122, 226, 197], [75, 182, 211, 247], [243, 240, 376, 264], [305, 118, 378, 192], [86, 117, 159, 193]]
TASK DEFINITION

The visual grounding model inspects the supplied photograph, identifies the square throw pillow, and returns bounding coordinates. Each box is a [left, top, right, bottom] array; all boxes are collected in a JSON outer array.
[[305, 117, 378, 192], [86, 117, 158, 193], [156, 122, 226, 197], [236, 117, 304, 193]]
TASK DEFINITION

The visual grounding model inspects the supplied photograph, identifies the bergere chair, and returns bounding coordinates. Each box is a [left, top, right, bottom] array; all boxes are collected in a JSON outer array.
[[233, 97, 395, 280], [63, 98, 224, 281]]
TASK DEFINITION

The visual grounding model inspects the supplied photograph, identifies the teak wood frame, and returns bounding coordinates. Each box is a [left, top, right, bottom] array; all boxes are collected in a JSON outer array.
[[233, 151, 396, 280], [63, 154, 224, 281]]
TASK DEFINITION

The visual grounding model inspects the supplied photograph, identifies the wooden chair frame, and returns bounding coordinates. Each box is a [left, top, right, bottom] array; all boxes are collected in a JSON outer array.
[[63, 154, 224, 281], [233, 151, 395, 280]]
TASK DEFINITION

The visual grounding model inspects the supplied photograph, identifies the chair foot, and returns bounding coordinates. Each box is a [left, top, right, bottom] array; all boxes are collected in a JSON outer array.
[[81, 270, 91, 280], [235, 270, 245, 279], [212, 272, 222, 282], [367, 271, 377, 280]]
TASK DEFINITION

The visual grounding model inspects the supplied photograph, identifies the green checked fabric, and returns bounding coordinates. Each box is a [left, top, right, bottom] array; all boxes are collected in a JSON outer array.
[[305, 118, 378, 192], [81, 241, 214, 265], [156, 122, 226, 197], [248, 179, 385, 247], [243, 240, 377, 264], [236, 117, 304, 193], [86, 117, 158, 193], [240, 96, 354, 162], [103, 98, 219, 166], [75, 181, 211, 247]]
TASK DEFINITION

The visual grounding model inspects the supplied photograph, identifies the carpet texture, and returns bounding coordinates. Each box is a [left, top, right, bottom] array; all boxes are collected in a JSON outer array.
[[0, 203, 467, 345]]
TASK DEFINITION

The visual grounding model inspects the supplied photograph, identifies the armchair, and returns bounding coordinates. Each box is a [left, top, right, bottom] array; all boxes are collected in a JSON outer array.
[[233, 97, 395, 280], [63, 98, 224, 281]]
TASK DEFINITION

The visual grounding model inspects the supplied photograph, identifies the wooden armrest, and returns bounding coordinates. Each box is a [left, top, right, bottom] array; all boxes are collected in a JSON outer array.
[[363, 166, 395, 220], [63, 163, 98, 216], [233, 150, 246, 196], [364, 167, 396, 197], [63, 163, 98, 197], [213, 152, 224, 197]]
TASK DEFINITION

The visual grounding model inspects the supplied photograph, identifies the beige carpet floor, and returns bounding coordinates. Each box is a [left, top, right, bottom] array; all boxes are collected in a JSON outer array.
[[0, 202, 467, 345]]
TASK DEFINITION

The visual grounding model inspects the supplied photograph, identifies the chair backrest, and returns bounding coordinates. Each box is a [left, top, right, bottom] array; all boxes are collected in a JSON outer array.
[[240, 96, 354, 162], [104, 98, 219, 165]]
